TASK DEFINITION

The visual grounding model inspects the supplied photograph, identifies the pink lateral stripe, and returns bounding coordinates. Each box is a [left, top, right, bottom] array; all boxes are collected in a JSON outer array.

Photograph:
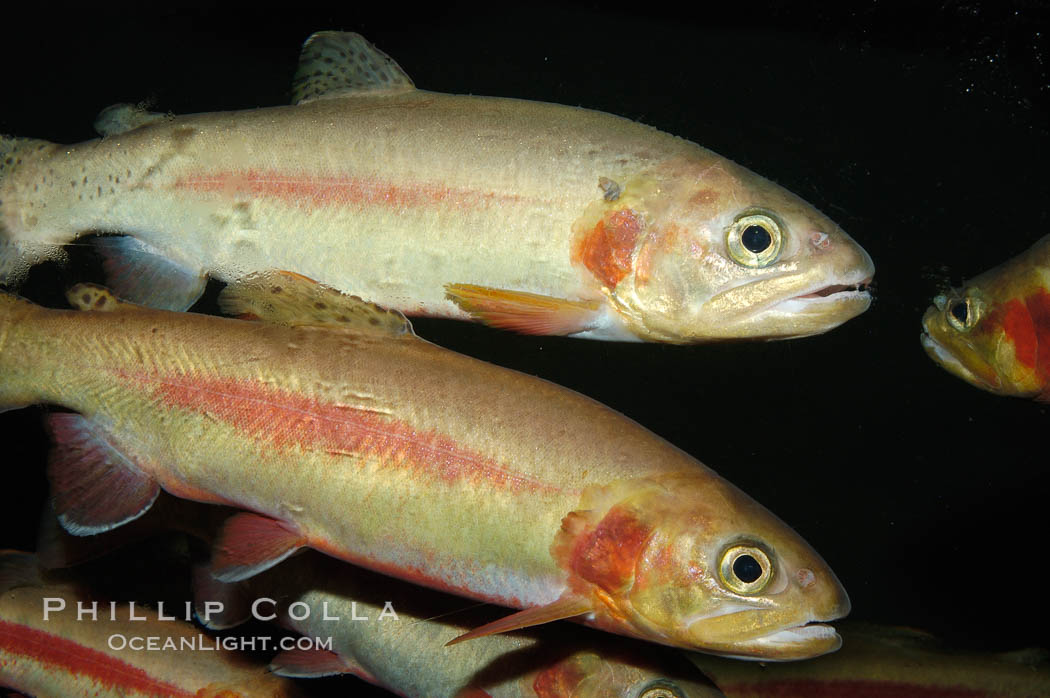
[[174, 170, 525, 211], [722, 679, 990, 698], [146, 372, 562, 495], [0, 619, 195, 697]]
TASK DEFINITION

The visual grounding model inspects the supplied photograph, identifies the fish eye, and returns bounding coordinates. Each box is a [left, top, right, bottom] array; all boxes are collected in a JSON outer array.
[[638, 682, 685, 698], [719, 544, 774, 595], [726, 213, 783, 268], [946, 295, 977, 332]]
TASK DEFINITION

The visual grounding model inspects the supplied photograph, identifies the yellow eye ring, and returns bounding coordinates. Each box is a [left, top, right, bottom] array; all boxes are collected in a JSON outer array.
[[719, 544, 774, 595], [726, 213, 783, 268]]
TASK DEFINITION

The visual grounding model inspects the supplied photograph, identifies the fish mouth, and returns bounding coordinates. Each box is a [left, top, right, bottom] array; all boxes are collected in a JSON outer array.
[[716, 620, 843, 661], [920, 318, 1002, 392], [790, 275, 874, 303]]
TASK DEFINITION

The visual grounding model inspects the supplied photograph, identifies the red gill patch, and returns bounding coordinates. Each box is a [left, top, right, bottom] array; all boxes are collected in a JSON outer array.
[[572, 208, 643, 290], [567, 505, 652, 594]]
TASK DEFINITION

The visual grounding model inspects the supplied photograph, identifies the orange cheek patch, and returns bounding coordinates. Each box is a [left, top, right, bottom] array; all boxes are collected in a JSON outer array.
[[572, 208, 643, 290], [1000, 298, 1037, 369], [567, 505, 652, 594], [1024, 289, 1050, 381]]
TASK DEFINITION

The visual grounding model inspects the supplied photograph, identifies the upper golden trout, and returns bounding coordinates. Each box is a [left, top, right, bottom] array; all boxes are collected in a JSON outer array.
[[921, 234, 1050, 399], [0, 32, 873, 342], [0, 272, 849, 659]]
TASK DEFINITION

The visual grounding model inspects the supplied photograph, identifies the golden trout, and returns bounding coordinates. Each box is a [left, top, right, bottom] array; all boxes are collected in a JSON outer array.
[[198, 549, 727, 698], [0, 272, 849, 659], [690, 622, 1050, 698], [0, 31, 873, 342], [921, 235, 1050, 399], [0, 551, 301, 698]]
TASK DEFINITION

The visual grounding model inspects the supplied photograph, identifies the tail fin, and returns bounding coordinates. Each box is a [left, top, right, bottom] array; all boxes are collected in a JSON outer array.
[[0, 135, 63, 288]]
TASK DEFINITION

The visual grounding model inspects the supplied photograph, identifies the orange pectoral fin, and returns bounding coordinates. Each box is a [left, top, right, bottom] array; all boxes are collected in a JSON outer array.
[[444, 284, 601, 336], [445, 595, 592, 646]]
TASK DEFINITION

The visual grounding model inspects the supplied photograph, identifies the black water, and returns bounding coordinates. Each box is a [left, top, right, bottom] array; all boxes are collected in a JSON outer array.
[[2, 3, 1048, 695]]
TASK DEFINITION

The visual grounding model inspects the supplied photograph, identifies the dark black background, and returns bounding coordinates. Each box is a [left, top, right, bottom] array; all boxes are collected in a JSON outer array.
[[2, 2, 1049, 695]]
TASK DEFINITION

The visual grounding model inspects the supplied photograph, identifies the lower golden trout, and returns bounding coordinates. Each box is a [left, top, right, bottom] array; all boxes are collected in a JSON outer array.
[[0, 272, 849, 659], [0, 31, 873, 342], [921, 235, 1050, 399], [199, 550, 728, 698]]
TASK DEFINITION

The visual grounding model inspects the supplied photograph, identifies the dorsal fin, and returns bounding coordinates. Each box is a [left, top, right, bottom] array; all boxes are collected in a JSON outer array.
[[66, 283, 138, 312], [292, 31, 415, 105], [94, 103, 171, 137], [218, 270, 414, 336]]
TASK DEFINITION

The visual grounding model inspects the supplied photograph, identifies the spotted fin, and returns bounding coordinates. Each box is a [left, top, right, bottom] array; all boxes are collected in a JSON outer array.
[[444, 284, 602, 336], [270, 646, 365, 679], [93, 236, 207, 311], [65, 283, 137, 312], [292, 31, 415, 105], [219, 269, 414, 336], [46, 413, 160, 537], [445, 594, 592, 646], [94, 103, 171, 137], [210, 512, 307, 583]]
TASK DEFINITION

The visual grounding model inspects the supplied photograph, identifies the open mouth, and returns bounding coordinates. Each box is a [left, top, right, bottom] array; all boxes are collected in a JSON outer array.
[[796, 277, 874, 300]]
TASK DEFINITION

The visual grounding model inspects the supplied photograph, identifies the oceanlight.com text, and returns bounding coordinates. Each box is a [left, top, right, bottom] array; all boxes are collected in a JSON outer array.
[[107, 633, 334, 652]]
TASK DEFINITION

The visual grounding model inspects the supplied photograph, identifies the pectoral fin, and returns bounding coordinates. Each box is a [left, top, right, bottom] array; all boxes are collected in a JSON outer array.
[[444, 284, 602, 336], [93, 236, 207, 311], [445, 595, 592, 646], [210, 512, 306, 582], [46, 413, 160, 537]]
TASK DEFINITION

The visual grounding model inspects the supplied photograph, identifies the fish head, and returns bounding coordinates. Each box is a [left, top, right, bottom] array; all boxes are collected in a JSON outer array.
[[556, 473, 850, 660], [574, 156, 873, 342], [921, 238, 1050, 398], [526, 645, 725, 697]]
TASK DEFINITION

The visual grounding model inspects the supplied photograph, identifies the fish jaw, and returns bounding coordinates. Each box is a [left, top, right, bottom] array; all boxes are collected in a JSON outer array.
[[553, 473, 850, 659], [580, 157, 875, 343]]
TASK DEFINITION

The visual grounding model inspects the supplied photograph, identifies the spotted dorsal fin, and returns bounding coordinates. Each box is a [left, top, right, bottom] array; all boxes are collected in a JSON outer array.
[[218, 270, 414, 336], [292, 31, 415, 105], [94, 103, 171, 137]]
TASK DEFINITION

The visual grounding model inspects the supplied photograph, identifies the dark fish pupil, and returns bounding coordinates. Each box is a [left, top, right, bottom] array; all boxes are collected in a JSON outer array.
[[950, 300, 969, 325], [741, 225, 772, 253], [733, 554, 763, 583]]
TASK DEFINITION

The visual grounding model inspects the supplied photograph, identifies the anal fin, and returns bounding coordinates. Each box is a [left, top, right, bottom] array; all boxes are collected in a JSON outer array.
[[445, 595, 592, 646], [93, 236, 206, 311], [210, 512, 306, 582], [444, 284, 601, 336], [46, 413, 160, 537]]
